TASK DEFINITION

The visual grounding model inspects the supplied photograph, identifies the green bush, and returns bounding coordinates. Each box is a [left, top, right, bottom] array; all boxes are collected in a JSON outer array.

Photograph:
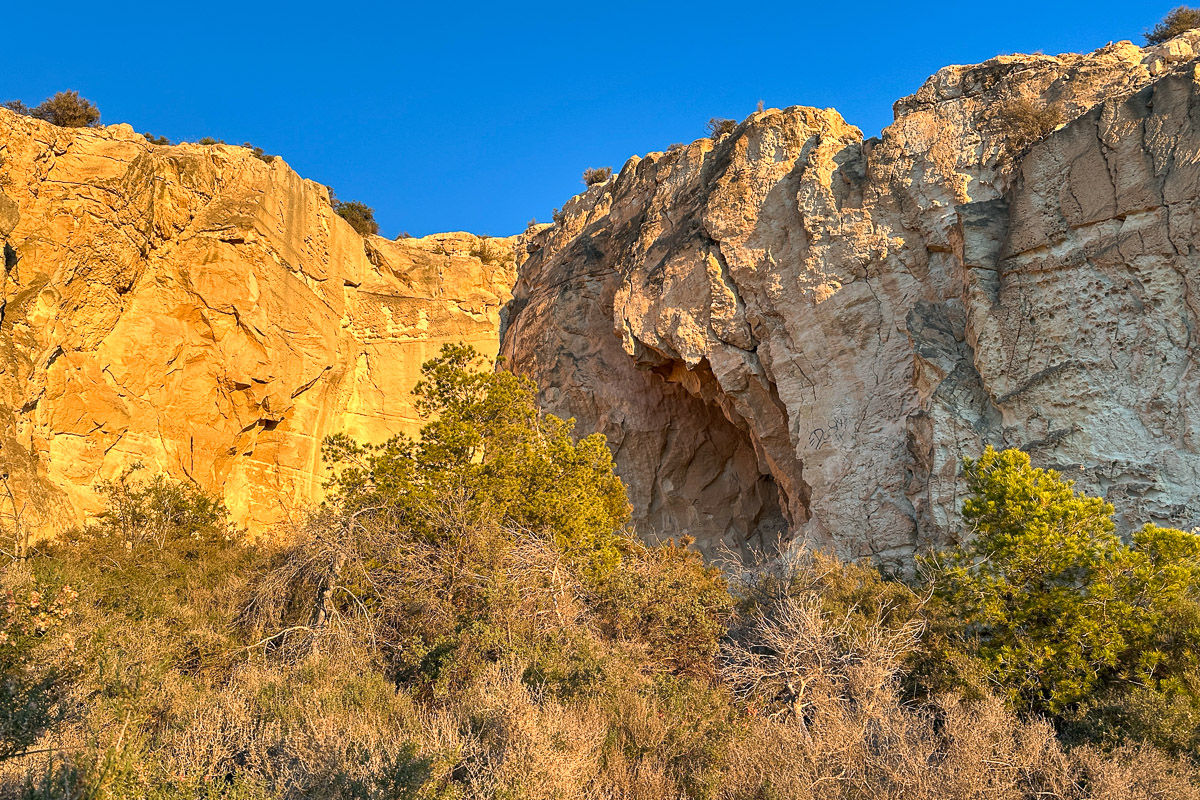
[[242, 142, 275, 163], [468, 237, 513, 266], [35, 92, 100, 128], [592, 536, 731, 677], [922, 447, 1200, 720], [581, 166, 612, 186], [86, 464, 237, 552], [322, 343, 629, 575], [3, 92, 100, 128], [0, 571, 77, 762], [327, 189, 380, 236], [1147, 6, 1200, 44], [143, 133, 171, 145]]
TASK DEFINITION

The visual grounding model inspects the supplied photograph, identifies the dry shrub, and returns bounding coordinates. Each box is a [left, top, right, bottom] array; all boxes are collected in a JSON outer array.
[[1146, 6, 1200, 45], [443, 667, 608, 799], [992, 93, 1066, 169], [468, 236, 515, 266], [707, 117, 737, 138], [712, 548, 1200, 800], [582, 167, 612, 186]]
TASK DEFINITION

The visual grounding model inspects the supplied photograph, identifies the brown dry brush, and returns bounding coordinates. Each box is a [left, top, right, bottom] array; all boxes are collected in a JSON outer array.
[[6, 514, 1200, 799]]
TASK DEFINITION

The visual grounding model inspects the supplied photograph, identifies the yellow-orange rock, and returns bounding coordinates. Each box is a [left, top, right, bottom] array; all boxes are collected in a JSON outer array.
[[0, 110, 515, 535]]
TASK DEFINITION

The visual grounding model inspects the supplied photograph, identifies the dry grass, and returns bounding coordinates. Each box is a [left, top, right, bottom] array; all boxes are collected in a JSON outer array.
[[4, 517, 1200, 799]]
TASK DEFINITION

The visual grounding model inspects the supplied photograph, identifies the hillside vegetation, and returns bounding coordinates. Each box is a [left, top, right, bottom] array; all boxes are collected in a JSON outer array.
[[3, 346, 1200, 799]]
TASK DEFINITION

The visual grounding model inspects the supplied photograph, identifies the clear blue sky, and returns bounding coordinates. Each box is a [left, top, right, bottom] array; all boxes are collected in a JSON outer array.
[[4, 1, 1179, 237]]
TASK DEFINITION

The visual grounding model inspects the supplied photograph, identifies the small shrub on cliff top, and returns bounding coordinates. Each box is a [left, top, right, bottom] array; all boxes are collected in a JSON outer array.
[[32, 91, 100, 128], [243, 142, 276, 163], [706, 117, 737, 138], [3, 92, 100, 128], [581, 166, 612, 186], [335, 200, 379, 236], [142, 132, 171, 145], [327, 188, 380, 236], [1147, 6, 1200, 44]]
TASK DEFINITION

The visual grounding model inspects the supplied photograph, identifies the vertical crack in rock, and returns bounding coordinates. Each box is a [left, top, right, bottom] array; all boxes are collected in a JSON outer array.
[[503, 36, 1200, 557]]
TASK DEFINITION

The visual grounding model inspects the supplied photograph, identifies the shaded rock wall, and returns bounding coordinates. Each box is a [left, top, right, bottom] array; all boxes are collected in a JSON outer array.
[[501, 36, 1200, 560]]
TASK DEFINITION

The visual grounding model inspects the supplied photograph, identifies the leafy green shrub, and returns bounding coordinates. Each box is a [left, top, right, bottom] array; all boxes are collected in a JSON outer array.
[[197, 136, 222, 146], [581, 166, 611, 186], [327, 189, 380, 236], [923, 447, 1200, 719], [592, 536, 731, 676], [323, 343, 629, 574], [143, 133, 171, 145], [1147, 6, 1200, 44], [706, 117, 737, 138], [34, 92, 100, 128], [3, 93, 101, 128], [86, 464, 237, 551]]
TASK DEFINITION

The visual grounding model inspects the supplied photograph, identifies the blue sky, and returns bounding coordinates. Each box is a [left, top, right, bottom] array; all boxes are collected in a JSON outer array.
[[4, 1, 1180, 237]]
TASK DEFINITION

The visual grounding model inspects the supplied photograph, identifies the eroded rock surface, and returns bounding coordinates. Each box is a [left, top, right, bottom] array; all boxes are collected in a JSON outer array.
[[0, 111, 514, 535], [501, 35, 1200, 559]]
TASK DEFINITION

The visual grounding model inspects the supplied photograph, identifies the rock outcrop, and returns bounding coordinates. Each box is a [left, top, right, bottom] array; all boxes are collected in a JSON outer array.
[[0, 112, 514, 536], [501, 35, 1200, 559], [6, 33, 1200, 557]]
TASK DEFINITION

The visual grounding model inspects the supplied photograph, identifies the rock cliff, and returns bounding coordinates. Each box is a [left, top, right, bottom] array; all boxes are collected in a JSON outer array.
[[0, 112, 514, 536], [6, 33, 1200, 557], [501, 34, 1200, 559]]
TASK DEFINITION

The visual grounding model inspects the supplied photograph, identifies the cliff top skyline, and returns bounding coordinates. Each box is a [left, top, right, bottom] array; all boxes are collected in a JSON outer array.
[[3, 1, 1182, 237]]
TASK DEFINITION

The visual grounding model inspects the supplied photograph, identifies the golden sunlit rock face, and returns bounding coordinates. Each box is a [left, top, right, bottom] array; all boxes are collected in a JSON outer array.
[[0, 112, 514, 536]]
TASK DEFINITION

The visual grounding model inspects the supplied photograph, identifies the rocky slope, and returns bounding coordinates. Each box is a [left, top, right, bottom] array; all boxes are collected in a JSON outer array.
[[0, 114, 514, 536], [501, 34, 1200, 559]]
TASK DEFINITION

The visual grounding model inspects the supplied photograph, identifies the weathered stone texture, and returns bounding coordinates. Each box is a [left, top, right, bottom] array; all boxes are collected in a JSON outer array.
[[501, 35, 1200, 559], [0, 112, 514, 535]]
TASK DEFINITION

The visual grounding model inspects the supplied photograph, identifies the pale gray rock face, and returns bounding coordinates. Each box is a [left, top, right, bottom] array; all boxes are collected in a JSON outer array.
[[501, 36, 1200, 561]]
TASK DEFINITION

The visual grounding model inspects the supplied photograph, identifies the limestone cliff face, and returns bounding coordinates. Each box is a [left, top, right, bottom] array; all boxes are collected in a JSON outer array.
[[0, 112, 514, 535], [6, 34, 1200, 555], [501, 35, 1200, 559]]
